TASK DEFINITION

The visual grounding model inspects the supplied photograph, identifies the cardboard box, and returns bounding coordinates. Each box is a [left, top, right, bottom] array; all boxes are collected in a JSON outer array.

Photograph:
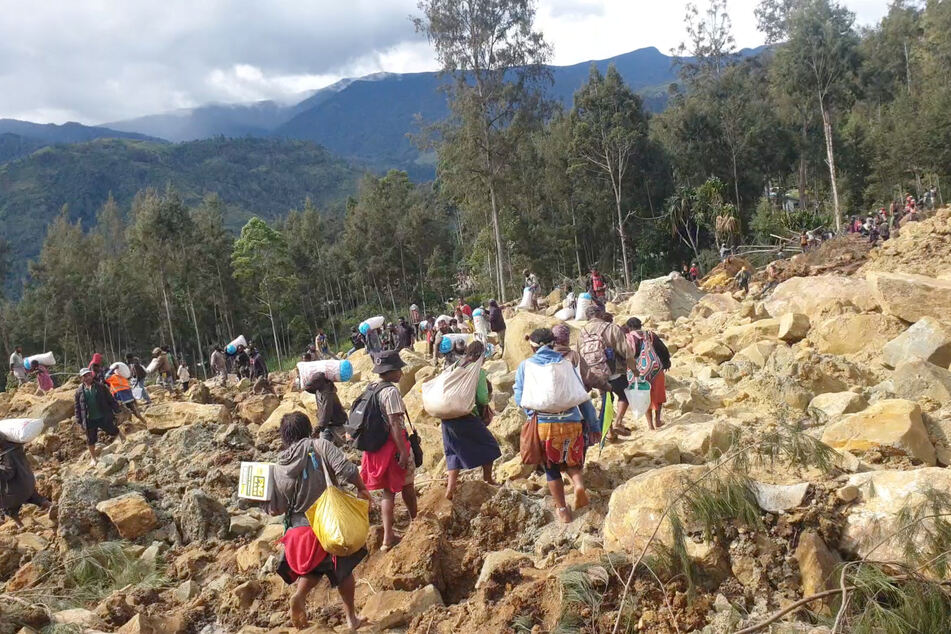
[[238, 462, 274, 501]]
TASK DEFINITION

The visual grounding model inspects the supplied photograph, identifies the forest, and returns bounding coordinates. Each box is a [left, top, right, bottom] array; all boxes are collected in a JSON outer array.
[[1, 0, 949, 375]]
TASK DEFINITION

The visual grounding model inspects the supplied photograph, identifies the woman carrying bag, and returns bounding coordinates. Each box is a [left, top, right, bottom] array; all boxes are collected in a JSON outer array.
[[268, 412, 372, 631], [515, 328, 599, 524], [438, 341, 501, 500]]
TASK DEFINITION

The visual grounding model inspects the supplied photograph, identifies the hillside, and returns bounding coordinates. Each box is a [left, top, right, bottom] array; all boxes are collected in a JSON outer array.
[[0, 119, 162, 163], [0, 137, 364, 288]]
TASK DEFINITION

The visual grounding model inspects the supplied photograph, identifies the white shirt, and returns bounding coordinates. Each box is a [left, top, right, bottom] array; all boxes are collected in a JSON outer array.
[[9, 352, 26, 379]]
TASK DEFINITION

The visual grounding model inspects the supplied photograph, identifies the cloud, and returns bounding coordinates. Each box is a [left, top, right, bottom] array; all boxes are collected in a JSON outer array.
[[0, 0, 891, 124]]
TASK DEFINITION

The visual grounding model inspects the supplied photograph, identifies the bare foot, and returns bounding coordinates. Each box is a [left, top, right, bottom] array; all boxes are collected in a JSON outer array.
[[574, 488, 590, 511], [290, 594, 308, 628], [445, 487, 455, 501], [347, 616, 366, 631], [613, 426, 631, 437], [556, 507, 573, 523], [484, 478, 498, 486]]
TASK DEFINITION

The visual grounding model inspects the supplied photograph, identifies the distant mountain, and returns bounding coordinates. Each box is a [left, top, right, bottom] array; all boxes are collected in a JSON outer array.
[[0, 119, 162, 163], [0, 137, 364, 292], [104, 46, 770, 178]]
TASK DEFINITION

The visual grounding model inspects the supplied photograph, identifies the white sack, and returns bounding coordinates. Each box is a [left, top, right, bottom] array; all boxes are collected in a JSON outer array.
[[518, 358, 590, 413], [422, 360, 483, 420]]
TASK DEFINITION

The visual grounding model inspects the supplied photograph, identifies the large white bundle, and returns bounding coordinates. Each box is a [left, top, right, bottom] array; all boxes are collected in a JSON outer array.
[[575, 293, 594, 321], [474, 314, 491, 337], [518, 358, 590, 413], [517, 288, 534, 309], [362, 316, 385, 331], [25, 351, 56, 368], [422, 360, 483, 419], [228, 335, 248, 350], [109, 361, 132, 379], [0, 418, 44, 444], [435, 314, 452, 326], [145, 357, 160, 374], [555, 307, 575, 321], [298, 359, 354, 385]]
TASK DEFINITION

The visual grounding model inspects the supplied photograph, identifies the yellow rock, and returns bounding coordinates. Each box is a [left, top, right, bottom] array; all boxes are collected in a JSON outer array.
[[821, 399, 935, 465]]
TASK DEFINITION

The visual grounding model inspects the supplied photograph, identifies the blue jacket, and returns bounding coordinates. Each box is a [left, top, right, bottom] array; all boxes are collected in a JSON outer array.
[[515, 346, 599, 432]]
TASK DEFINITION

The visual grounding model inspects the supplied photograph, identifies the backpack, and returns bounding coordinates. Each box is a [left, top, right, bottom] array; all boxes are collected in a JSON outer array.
[[345, 383, 391, 452], [578, 322, 611, 391], [634, 331, 663, 384]]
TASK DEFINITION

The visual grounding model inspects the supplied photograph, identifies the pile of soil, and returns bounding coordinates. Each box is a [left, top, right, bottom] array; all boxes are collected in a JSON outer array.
[[862, 207, 951, 278]]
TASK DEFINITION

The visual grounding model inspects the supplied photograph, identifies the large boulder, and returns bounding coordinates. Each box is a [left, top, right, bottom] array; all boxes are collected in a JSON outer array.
[[693, 292, 741, 317], [145, 401, 230, 433], [777, 313, 811, 343], [820, 399, 936, 466], [867, 271, 951, 327], [721, 319, 780, 351], [360, 584, 443, 630], [842, 468, 951, 564], [694, 340, 734, 365], [492, 404, 527, 458], [795, 531, 842, 604], [58, 478, 120, 547], [177, 489, 230, 543], [733, 340, 777, 369], [501, 311, 579, 371], [256, 396, 309, 442], [883, 317, 951, 369], [623, 273, 704, 323], [807, 391, 868, 424], [652, 420, 737, 464], [397, 350, 432, 396], [604, 464, 706, 553], [892, 359, 951, 407], [764, 275, 878, 318], [235, 394, 280, 426], [810, 313, 905, 356], [95, 493, 157, 540], [28, 392, 76, 428]]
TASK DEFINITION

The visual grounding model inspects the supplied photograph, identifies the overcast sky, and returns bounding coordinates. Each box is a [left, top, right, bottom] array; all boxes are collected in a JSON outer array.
[[0, 0, 889, 125]]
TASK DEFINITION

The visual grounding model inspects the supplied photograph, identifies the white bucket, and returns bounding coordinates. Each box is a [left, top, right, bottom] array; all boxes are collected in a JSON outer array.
[[109, 362, 132, 379], [25, 351, 56, 368], [298, 359, 354, 385]]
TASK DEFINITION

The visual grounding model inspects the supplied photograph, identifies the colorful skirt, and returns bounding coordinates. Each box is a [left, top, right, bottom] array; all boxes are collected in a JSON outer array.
[[441, 414, 502, 471], [537, 420, 585, 469], [360, 430, 416, 493]]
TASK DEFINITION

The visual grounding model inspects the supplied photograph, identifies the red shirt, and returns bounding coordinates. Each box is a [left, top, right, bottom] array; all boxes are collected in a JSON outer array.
[[459, 304, 472, 318]]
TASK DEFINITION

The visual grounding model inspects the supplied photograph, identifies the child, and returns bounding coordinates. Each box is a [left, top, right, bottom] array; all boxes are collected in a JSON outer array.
[[178, 362, 191, 392]]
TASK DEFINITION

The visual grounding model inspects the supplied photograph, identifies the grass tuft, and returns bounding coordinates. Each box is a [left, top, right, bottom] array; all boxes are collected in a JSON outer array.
[[63, 541, 166, 606]]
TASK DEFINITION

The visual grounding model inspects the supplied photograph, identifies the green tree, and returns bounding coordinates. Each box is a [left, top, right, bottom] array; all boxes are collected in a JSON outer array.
[[570, 65, 649, 288], [232, 217, 294, 368], [774, 0, 860, 230], [675, 0, 737, 82], [415, 0, 551, 301]]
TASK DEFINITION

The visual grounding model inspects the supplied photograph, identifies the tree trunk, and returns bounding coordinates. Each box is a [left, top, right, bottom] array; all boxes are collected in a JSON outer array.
[[799, 117, 809, 210], [569, 203, 582, 279], [731, 148, 742, 214], [614, 191, 631, 288], [819, 101, 842, 232], [186, 292, 207, 379], [265, 295, 283, 370], [488, 183, 506, 302], [160, 276, 178, 362]]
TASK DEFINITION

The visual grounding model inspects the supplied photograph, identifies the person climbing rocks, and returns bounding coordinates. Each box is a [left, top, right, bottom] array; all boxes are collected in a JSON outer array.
[[74, 367, 126, 466]]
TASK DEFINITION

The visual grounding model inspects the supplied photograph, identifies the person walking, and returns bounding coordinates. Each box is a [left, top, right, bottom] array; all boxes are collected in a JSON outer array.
[[410, 303, 422, 338], [74, 368, 126, 465], [210, 346, 228, 386], [304, 372, 348, 442], [395, 317, 415, 351], [89, 352, 107, 383], [734, 265, 752, 296], [523, 269, 540, 310], [578, 305, 637, 441], [177, 361, 191, 392], [346, 327, 366, 358], [625, 318, 671, 431], [441, 341, 500, 500], [105, 365, 147, 425], [515, 329, 597, 523], [126, 355, 151, 405], [487, 300, 506, 352], [587, 268, 607, 301], [267, 412, 371, 631], [432, 320, 452, 364], [8, 346, 27, 387], [1, 435, 53, 528], [32, 363, 55, 394], [358, 351, 418, 551]]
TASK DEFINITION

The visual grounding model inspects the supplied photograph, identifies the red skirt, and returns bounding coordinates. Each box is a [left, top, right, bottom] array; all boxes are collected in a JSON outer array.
[[360, 431, 415, 493], [650, 371, 667, 411], [280, 526, 328, 576]]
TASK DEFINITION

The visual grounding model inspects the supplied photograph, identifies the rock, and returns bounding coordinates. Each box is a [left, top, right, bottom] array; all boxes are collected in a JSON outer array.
[[177, 489, 230, 543], [231, 580, 262, 608], [604, 464, 706, 553], [495, 456, 534, 482], [174, 580, 200, 602], [764, 275, 878, 317], [256, 397, 308, 443], [794, 531, 842, 604], [95, 493, 158, 540], [721, 319, 780, 351], [749, 481, 809, 513], [836, 485, 859, 503], [546, 288, 564, 306], [52, 608, 106, 629], [397, 350, 432, 396], [842, 468, 951, 564], [733, 340, 776, 368], [623, 273, 704, 323], [810, 313, 905, 356], [236, 394, 280, 426], [883, 317, 951, 369], [653, 420, 736, 464], [777, 313, 811, 343], [694, 292, 741, 316], [229, 514, 262, 537], [360, 584, 444, 630], [145, 401, 231, 433], [821, 399, 936, 466], [502, 311, 579, 371], [867, 270, 951, 327], [892, 359, 951, 406], [27, 392, 76, 428], [694, 340, 734, 364], [807, 392, 868, 424], [117, 613, 160, 634], [186, 382, 211, 404], [57, 477, 119, 547], [235, 524, 285, 572], [475, 549, 533, 588], [492, 405, 527, 458]]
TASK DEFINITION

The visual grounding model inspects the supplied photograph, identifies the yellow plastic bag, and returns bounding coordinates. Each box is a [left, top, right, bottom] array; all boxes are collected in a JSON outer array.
[[305, 459, 369, 556]]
